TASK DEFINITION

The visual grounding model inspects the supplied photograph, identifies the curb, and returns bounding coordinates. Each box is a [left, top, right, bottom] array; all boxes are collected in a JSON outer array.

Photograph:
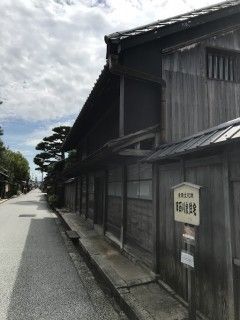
[[0, 193, 27, 205], [56, 209, 154, 320], [0, 199, 9, 205]]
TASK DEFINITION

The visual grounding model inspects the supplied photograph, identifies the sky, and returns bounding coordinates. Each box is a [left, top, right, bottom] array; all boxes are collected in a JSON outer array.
[[0, 0, 226, 180]]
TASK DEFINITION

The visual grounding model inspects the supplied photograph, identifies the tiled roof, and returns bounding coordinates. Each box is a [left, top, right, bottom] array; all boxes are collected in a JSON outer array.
[[146, 118, 240, 162], [105, 0, 240, 45]]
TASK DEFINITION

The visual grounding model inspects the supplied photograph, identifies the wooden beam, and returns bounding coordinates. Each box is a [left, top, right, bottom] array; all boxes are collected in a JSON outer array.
[[118, 149, 151, 157], [152, 162, 159, 273], [120, 165, 127, 249], [113, 132, 155, 152], [119, 75, 125, 137], [180, 160, 188, 301], [86, 175, 89, 220], [75, 177, 78, 213], [109, 55, 165, 86], [222, 152, 235, 320], [103, 170, 108, 235], [79, 175, 82, 215]]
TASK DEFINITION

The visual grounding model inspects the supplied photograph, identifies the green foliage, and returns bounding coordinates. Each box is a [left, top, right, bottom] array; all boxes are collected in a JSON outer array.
[[0, 126, 5, 163], [34, 125, 71, 173], [2, 149, 30, 183], [0, 126, 29, 197], [47, 194, 59, 208], [64, 149, 77, 169]]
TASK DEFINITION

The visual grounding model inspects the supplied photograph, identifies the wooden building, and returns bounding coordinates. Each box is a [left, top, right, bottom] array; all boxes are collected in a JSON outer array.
[[62, 1, 240, 319]]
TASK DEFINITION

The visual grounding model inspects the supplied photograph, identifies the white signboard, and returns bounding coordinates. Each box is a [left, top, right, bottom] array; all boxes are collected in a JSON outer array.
[[173, 182, 201, 226], [181, 250, 194, 268]]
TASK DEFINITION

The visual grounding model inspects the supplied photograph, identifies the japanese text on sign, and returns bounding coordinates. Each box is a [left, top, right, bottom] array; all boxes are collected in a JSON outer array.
[[173, 182, 201, 226], [181, 250, 194, 268]]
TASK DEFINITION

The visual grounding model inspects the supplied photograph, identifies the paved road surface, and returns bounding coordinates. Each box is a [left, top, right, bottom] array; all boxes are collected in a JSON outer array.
[[0, 190, 124, 320]]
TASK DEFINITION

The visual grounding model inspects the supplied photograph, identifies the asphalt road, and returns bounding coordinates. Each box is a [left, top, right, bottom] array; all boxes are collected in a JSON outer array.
[[0, 190, 125, 320]]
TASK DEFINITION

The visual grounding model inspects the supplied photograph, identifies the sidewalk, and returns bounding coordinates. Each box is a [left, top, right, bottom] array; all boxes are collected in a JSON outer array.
[[57, 209, 190, 320]]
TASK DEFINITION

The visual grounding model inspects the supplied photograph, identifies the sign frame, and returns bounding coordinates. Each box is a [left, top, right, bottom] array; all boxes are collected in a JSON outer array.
[[172, 182, 202, 226]]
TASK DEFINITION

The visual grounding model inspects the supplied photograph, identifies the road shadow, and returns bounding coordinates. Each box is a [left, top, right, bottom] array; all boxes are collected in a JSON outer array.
[[6, 217, 96, 320], [9, 195, 48, 211]]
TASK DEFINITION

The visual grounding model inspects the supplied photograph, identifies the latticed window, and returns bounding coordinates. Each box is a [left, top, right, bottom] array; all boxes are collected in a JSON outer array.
[[127, 163, 152, 200], [108, 168, 122, 197], [207, 48, 239, 82]]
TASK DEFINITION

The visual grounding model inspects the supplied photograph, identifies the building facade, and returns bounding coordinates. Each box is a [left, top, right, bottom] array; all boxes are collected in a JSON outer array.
[[62, 2, 240, 319]]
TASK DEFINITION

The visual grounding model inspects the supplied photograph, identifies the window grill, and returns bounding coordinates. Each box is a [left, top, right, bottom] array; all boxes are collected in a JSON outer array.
[[207, 48, 239, 82]]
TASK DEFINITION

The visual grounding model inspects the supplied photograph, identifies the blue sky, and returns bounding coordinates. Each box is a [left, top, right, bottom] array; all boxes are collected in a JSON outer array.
[[0, 0, 224, 180]]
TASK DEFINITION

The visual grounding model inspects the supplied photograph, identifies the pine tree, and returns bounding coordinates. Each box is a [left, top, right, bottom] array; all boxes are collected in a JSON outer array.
[[34, 125, 71, 173]]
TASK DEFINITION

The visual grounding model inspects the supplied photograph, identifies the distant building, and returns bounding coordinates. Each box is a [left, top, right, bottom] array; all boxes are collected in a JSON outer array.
[[62, 1, 240, 319]]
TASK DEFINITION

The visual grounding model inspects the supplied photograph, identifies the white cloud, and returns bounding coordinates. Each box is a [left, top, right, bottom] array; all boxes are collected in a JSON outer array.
[[0, 0, 228, 179], [25, 120, 73, 147], [0, 0, 225, 122]]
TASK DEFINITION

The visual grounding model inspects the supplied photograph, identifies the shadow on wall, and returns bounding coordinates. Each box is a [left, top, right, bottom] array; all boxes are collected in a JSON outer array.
[[6, 217, 96, 320]]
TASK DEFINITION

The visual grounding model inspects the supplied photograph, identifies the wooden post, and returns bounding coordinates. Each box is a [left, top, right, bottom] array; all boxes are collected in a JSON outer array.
[[119, 76, 125, 137], [223, 152, 235, 320], [180, 159, 197, 320], [86, 175, 89, 220], [187, 236, 196, 320], [75, 177, 78, 213], [79, 175, 82, 215], [103, 170, 108, 235], [152, 162, 160, 274], [120, 165, 127, 249]]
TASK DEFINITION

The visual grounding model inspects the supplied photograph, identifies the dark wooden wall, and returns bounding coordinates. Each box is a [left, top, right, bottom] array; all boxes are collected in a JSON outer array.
[[106, 167, 122, 239], [162, 28, 240, 142], [107, 197, 121, 238], [81, 175, 87, 217], [124, 79, 161, 135], [120, 42, 162, 136], [76, 176, 81, 213], [157, 156, 232, 320], [228, 148, 240, 320], [64, 181, 76, 212], [126, 198, 152, 253], [125, 163, 153, 258], [88, 175, 94, 220], [87, 102, 119, 155]]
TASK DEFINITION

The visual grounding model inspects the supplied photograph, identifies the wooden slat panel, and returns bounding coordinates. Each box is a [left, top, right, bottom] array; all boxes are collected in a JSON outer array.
[[106, 196, 121, 239], [186, 163, 229, 320], [158, 163, 185, 298], [126, 198, 153, 253], [163, 29, 240, 144]]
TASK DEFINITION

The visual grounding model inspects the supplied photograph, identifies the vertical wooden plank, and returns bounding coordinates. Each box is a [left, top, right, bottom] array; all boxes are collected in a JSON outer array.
[[180, 160, 188, 300], [152, 162, 160, 274], [119, 76, 125, 137], [223, 152, 235, 320], [75, 178, 78, 213], [103, 170, 108, 235], [93, 176, 97, 224], [79, 175, 82, 215], [120, 165, 127, 249], [86, 174, 89, 219]]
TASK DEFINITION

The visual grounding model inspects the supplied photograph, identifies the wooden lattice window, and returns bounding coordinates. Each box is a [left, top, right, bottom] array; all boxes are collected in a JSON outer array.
[[127, 163, 152, 200], [108, 168, 122, 197], [207, 48, 239, 82]]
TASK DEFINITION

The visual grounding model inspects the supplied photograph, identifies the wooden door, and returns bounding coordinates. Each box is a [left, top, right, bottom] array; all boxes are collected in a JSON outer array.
[[95, 177, 104, 226], [232, 181, 240, 319]]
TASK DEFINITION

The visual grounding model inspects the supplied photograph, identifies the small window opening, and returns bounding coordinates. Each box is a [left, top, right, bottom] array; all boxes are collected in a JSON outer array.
[[207, 48, 239, 82]]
